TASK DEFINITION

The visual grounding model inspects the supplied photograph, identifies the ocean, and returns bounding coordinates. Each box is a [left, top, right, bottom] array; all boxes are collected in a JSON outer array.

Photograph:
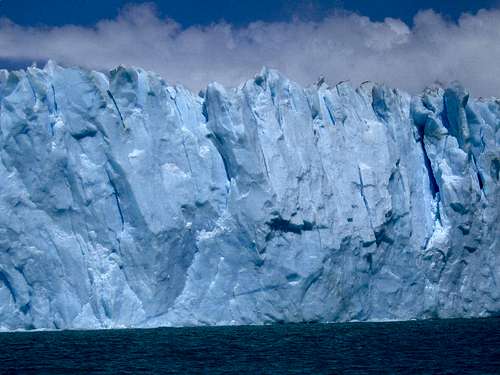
[[0, 317, 499, 374]]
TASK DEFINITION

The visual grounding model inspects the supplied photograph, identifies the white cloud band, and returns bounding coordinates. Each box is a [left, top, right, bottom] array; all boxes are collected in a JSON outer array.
[[0, 4, 499, 96]]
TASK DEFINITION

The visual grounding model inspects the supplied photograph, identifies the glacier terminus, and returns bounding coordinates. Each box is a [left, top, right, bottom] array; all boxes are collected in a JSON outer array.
[[0, 62, 498, 330]]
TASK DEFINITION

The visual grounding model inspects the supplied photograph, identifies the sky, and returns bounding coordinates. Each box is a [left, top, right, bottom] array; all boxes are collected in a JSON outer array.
[[0, 0, 499, 96]]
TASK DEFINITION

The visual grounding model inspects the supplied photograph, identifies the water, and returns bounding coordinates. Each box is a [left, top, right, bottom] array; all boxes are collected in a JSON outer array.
[[0, 318, 499, 374]]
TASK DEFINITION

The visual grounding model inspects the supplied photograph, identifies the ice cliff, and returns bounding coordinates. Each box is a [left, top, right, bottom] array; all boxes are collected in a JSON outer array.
[[0, 62, 498, 330]]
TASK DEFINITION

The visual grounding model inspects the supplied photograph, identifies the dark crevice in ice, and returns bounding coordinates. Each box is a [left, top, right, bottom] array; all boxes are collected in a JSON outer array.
[[417, 126, 440, 199], [324, 98, 336, 125], [20, 302, 31, 315], [181, 138, 194, 176], [105, 169, 125, 230], [491, 159, 500, 182], [477, 171, 484, 191], [201, 100, 209, 122], [107, 90, 126, 129], [0, 271, 16, 303], [266, 217, 314, 238], [72, 128, 98, 140], [417, 125, 442, 225], [374, 228, 394, 246], [234, 283, 288, 297], [357, 166, 375, 235], [202, 100, 232, 183], [440, 100, 452, 133], [51, 84, 58, 113], [471, 154, 484, 191], [207, 132, 232, 182]]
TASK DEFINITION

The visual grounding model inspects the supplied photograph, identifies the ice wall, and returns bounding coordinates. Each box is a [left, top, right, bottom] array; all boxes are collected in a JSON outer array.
[[0, 63, 498, 329]]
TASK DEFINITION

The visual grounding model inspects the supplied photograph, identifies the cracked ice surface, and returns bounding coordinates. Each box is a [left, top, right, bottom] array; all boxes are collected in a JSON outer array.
[[0, 62, 498, 330]]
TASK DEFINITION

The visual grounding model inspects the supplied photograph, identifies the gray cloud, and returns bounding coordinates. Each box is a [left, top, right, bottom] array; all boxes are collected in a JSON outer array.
[[0, 4, 499, 96]]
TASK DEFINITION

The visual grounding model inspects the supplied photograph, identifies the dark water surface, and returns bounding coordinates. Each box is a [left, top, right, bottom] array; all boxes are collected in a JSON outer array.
[[0, 318, 499, 374]]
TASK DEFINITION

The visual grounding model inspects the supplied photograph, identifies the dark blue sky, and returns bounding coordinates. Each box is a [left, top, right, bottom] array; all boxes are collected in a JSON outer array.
[[0, 0, 497, 26]]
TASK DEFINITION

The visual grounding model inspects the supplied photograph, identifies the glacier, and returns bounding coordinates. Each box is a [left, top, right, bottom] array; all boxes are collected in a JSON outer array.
[[0, 62, 498, 330]]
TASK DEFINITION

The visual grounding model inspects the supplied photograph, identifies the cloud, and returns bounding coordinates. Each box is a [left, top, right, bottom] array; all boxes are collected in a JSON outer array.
[[0, 3, 499, 96]]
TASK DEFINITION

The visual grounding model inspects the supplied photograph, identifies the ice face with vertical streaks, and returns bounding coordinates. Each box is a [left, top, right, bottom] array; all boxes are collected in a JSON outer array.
[[0, 63, 498, 330]]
